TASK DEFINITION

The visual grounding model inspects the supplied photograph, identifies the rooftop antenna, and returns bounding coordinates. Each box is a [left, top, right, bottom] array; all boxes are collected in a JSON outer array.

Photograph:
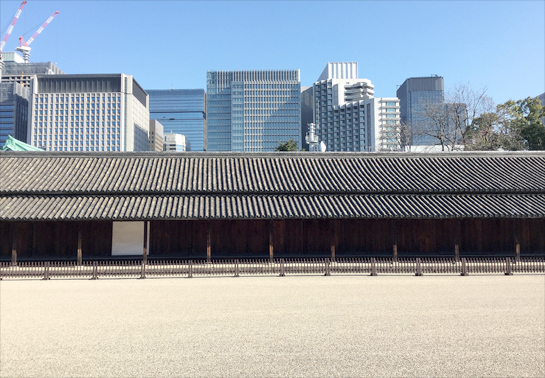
[[16, 10, 59, 63]]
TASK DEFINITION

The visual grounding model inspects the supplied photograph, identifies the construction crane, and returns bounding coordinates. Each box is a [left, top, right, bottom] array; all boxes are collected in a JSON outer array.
[[0, 1, 27, 84], [16, 10, 59, 63]]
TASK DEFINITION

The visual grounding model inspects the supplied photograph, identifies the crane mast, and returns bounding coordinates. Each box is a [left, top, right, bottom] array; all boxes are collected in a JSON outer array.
[[0, 1, 27, 84], [16, 10, 59, 63]]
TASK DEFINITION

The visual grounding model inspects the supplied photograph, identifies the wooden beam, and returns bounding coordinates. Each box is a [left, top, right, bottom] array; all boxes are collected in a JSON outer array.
[[269, 220, 274, 262], [514, 218, 520, 261], [207, 222, 211, 262], [454, 219, 460, 261], [391, 220, 398, 262], [77, 228, 82, 266], [11, 223, 17, 266], [143, 221, 148, 264], [330, 220, 338, 262]]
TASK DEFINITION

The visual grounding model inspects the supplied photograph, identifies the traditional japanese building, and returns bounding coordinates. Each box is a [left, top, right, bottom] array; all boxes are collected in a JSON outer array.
[[0, 151, 544, 262]]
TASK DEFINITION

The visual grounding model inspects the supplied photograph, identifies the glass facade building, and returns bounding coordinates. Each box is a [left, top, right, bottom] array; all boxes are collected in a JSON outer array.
[[396, 76, 445, 146], [146, 89, 206, 152], [206, 70, 301, 152], [0, 82, 29, 147]]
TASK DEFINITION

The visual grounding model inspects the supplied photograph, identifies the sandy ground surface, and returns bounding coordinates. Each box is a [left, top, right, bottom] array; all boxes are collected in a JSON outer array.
[[0, 275, 544, 378]]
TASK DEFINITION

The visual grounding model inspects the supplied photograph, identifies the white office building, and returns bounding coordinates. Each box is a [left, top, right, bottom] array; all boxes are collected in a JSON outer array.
[[29, 74, 149, 152], [164, 133, 191, 152], [314, 62, 401, 152]]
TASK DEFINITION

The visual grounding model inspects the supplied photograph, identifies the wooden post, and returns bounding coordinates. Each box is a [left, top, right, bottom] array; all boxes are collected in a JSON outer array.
[[514, 218, 520, 261], [11, 223, 17, 266], [460, 258, 469, 276], [143, 221, 148, 264], [330, 220, 338, 262], [324, 258, 331, 276], [77, 228, 83, 266], [505, 257, 513, 275], [207, 222, 211, 263], [370, 258, 377, 276], [454, 219, 460, 261], [391, 220, 398, 262], [415, 258, 423, 276], [269, 220, 274, 262], [235, 259, 239, 277]]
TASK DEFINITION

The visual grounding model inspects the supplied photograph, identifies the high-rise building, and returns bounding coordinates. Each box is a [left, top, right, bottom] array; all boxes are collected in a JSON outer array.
[[396, 76, 444, 146], [0, 56, 63, 145], [146, 89, 206, 151], [300, 86, 314, 151], [0, 82, 29, 147], [314, 62, 401, 152], [29, 74, 149, 152], [206, 70, 301, 152], [164, 133, 191, 152], [149, 119, 164, 152]]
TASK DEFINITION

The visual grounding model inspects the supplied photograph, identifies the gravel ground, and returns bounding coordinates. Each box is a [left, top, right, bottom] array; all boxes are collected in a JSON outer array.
[[1, 275, 544, 378]]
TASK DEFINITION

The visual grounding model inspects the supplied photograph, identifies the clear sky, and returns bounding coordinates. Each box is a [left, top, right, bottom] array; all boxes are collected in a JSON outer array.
[[1, 0, 543, 104]]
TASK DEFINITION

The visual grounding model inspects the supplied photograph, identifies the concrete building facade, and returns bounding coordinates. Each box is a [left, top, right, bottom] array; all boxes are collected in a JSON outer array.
[[164, 133, 190, 152], [314, 62, 400, 152], [206, 70, 301, 152], [29, 74, 149, 152], [148, 119, 164, 152]]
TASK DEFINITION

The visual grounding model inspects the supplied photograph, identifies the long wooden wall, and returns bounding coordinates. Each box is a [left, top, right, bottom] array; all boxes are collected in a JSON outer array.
[[1, 218, 544, 260], [0, 221, 112, 260]]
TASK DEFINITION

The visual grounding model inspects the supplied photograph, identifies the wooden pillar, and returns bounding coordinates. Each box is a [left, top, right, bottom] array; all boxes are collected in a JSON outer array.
[[143, 221, 148, 264], [206, 221, 211, 262], [330, 220, 338, 262], [513, 218, 520, 261], [11, 222, 17, 266], [454, 219, 460, 261], [269, 220, 274, 262], [32, 222, 37, 257], [391, 220, 398, 262], [77, 227, 82, 266]]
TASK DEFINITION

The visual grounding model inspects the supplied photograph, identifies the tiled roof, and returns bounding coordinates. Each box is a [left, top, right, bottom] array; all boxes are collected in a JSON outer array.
[[0, 194, 543, 221], [1, 151, 545, 195], [1, 151, 544, 220]]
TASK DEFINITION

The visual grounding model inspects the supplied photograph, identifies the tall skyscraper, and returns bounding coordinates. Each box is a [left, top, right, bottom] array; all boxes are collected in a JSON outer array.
[[396, 76, 444, 146], [314, 62, 401, 152], [148, 119, 164, 152], [29, 74, 149, 152], [146, 89, 206, 151], [206, 70, 301, 152]]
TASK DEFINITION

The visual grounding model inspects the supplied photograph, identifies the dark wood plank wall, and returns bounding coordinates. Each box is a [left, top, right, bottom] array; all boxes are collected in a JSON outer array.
[[1, 218, 544, 260], [0, 221, 112, 260]]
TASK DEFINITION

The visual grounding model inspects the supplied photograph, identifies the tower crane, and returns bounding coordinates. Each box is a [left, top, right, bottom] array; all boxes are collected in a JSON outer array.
[[16, 10, 59, 63], [0, 1, 27, 84]]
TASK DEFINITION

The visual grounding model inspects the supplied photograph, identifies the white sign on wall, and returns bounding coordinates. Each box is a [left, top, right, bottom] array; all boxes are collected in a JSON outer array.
[[112, 221, 146, 256]]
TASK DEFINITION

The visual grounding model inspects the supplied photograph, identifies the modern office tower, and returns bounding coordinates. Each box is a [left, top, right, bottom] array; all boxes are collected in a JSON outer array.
[[164, 133, 191, 152], [149, 119, 164, 152], [300, 86, 314, 151], [206, 70, 301, 152], [396, 76, 444, 146], [0, 82, 29, 147], [29, 74, 149, 152], [146, 89, 206, 151], [314, 62, 400, 152]]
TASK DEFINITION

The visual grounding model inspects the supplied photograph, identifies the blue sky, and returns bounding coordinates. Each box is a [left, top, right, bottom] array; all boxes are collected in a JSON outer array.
[[1, 0, 543, 104]]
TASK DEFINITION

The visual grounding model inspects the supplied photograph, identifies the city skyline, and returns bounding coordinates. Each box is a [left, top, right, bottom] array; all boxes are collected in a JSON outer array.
[[1, 1, 543, 105]]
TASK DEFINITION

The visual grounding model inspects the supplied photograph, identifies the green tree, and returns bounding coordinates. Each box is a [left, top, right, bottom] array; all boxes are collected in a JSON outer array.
[[498, 97, 545, 150], [275, 138, 299, 151]]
